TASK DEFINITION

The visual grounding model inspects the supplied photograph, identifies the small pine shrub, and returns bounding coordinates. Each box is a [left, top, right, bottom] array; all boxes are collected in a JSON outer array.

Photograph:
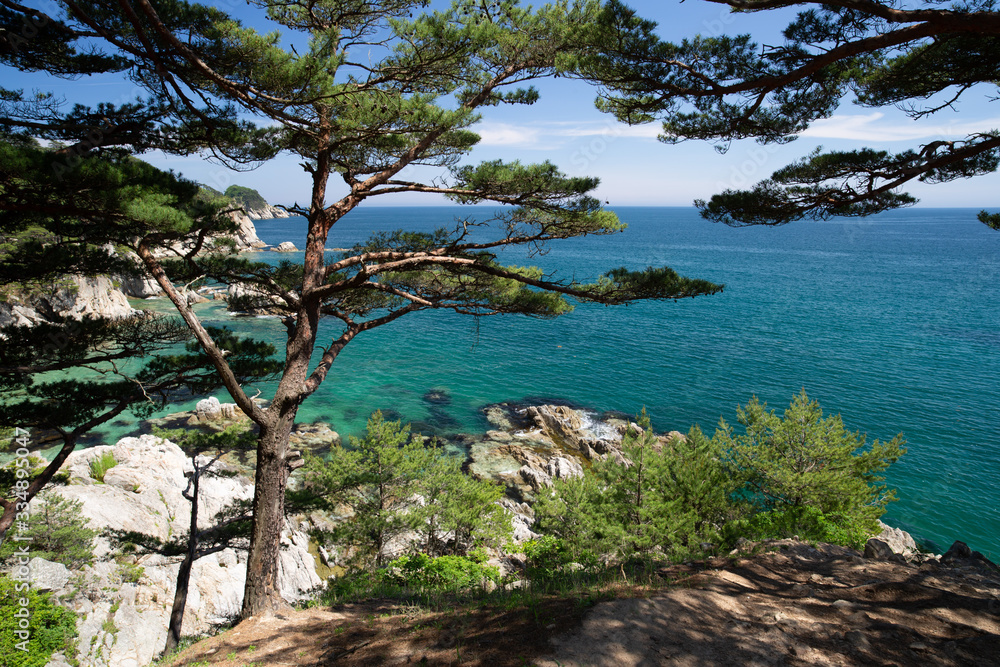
[[116, 561, 145, 585], [89, 451, 117, 483], [0, 492, 97, 569], [518, 536, 579, 582], [716, 390, 906, 544], [0, 575, 78, 667]]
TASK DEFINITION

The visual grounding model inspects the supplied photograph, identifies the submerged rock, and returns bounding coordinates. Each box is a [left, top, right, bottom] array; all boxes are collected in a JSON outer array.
[[423, 388, 452, 405]]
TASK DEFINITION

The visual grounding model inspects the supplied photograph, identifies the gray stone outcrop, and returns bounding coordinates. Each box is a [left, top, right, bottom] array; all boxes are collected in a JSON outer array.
[[873, 520, 919, 557], [242, 203, 291, 221], [32, 434, 322, 667], [228, 209, 268, 248], [0, 275, 136, 329], [28, 557, 70, 592]]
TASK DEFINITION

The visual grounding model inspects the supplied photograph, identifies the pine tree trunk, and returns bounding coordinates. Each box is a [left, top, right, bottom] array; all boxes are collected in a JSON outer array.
[[164, 552, 194, 654], [240, 418, 294, 619], [165, 471, 200, 654]]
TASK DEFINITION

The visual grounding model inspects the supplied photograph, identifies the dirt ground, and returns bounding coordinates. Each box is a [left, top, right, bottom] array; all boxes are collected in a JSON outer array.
[[164, 541, 1000, 666]]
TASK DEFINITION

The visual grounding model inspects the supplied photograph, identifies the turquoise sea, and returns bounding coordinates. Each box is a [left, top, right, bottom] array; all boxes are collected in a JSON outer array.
[[124, 206, 998, 559]]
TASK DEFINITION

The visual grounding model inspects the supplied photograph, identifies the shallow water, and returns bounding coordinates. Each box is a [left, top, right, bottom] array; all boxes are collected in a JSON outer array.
[[98, 205, 998, 559]]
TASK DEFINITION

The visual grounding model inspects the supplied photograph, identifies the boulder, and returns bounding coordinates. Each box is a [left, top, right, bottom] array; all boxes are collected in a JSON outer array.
[[520, 405, 623, 457], [272, 241, 298, 252], [873, 520, 919, 557], [547, 456, 584, 481], [196, 396, 222, 419], [864, 538, 903, 562], [183, 290, 209, 305], [115, 273, 163, 299], [28, 557, 70, 592], [228, 209, 267, 249], [226, 281, 293, 315], [242, 204, 292, 221], [518, 465, 552, 492], [942, 541, 973, 563]]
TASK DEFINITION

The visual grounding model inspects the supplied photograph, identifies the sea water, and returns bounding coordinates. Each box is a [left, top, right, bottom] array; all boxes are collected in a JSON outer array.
[[122, 206, 999, 559]]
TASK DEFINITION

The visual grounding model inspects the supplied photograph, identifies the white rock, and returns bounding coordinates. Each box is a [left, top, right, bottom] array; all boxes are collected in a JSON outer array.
[[45, 434, 322, 667], [272, 241, 298, 252], [547, 456, 584, 481], [196, 397, 222, 417], [28, 557, 70, 592], [518, 465, 552, 491], [875, 520, 919, 556]]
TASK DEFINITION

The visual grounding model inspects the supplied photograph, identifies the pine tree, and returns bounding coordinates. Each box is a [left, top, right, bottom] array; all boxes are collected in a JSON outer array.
[[714, 390, 906, 543], [578, 0, 1000, 227], [536, 414, 738, 562], [1, 0, 723, 617], [0, 491, 96, 569], [413, 453, 510, 556]]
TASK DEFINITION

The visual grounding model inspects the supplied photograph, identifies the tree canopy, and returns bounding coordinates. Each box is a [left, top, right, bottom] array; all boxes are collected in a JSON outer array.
[[0, 0, 723, 618], [578, 0, 1000, 227]]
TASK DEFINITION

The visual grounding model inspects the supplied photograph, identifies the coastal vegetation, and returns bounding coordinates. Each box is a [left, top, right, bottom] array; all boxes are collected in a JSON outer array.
[[302, 412, 511, 569], [0, 574, 78, 667], [0, 0, 723, 621], [0, 0, 994, 663], [308, 392, 904, 606], [221, 187, 268, 215], [0, 492, 96, 570]]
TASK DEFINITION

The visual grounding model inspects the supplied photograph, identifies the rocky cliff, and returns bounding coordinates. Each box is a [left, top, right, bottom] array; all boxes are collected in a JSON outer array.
[[29, 434, 322, 667], [222, 185, 291, 221], [241, 204, 291, 220], [0, 275, 136, 328]]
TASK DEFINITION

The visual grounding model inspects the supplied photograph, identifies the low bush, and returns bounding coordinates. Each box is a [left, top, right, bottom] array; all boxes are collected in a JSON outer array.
[[378, 553, 501, 591], [729, 506, 873, 549], [0, 575, 78, 667]]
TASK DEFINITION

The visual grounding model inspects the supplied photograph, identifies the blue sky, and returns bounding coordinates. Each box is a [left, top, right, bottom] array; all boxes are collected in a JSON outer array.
[[12, 0, 1000, 208]]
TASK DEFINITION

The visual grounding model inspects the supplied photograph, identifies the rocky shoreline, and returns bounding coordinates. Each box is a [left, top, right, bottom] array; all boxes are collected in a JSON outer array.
[[14, 396, 1000, 667]]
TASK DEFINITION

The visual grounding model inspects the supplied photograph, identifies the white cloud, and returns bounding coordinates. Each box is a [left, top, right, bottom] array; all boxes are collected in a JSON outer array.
[[476, 123, 544, 146], [475, 120, 661, 147], [800, 112, 1000, 142]]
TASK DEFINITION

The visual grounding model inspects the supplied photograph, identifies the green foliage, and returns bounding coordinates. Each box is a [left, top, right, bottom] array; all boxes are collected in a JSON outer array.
[[535, 394, 905, 559], [89, 451, 118, 483], [580, 0, 1000, 226], [116, 561, 146, 585], [377, 553, 501, 592], [223, 185, 268, 211], [305, 412, 430, 568], [730, 506, 872, 550], [536, 413, 740, 563], [0, 575, 78, 667], [715, 390, 906, 541], [411, 453, 511, 556], [517, 536, 581, 583], [305, 412, 511, 569], [0, 455, 69, 496], [0, 492, 96, 569]]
